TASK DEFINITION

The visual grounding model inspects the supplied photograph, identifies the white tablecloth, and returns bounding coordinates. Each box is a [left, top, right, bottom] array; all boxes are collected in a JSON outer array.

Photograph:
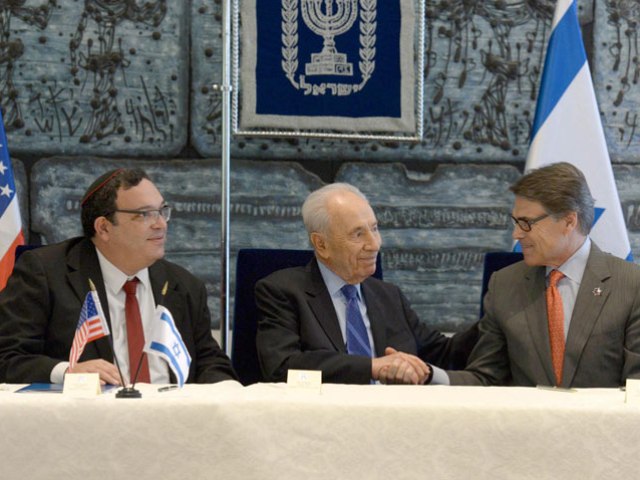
[[1, 382, 638, 479]]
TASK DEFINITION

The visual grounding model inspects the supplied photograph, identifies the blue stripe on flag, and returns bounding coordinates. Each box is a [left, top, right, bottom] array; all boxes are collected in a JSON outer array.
[[593, 207, 605, 227], [160, 311, 189, 354], [530, 1, 585, 138], [150, 341, 186, 386]]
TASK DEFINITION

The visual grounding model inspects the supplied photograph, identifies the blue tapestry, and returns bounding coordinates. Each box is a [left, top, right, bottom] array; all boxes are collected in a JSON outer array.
[[239, 0, 419, 135]]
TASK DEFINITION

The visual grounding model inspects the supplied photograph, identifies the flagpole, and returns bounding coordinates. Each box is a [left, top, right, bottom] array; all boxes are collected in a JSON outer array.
[[217, 0, 232, 357]]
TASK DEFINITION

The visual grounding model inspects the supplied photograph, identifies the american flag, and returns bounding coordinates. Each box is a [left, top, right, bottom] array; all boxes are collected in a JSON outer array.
[[0, 111, 24, 290], [69, 290, 111, 370]]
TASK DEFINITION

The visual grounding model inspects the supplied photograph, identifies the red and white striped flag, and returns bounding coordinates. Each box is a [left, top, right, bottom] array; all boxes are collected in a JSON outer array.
[[69, 290, 110, 370], [0, 111, 24, 290]]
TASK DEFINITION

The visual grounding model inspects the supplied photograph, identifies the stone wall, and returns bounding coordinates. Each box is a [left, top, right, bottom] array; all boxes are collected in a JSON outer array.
[[6, 0, 640, 331]]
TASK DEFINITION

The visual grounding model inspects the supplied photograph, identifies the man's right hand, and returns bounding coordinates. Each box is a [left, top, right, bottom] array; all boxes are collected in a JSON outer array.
[[372, 347, 431, 385], [68, 359, 122, 385]]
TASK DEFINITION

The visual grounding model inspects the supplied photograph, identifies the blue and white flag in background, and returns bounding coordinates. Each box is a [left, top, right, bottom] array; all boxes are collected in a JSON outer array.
[[144, 305, 192, 387], [524, 0, 632, 261]]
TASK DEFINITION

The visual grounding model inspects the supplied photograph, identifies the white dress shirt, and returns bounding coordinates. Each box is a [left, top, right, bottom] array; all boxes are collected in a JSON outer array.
[[50, 251, 170, 384], [317, 261, 376, 355]]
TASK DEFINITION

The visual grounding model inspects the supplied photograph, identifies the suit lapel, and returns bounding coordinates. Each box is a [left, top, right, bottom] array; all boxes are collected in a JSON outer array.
[[563, 245, 610, 387], [306, 260, 346, 352], [361, 280, 387, 357], [67, 239, 114, 362], [523, 266, 557, 385], [149, 261, 170, 307]]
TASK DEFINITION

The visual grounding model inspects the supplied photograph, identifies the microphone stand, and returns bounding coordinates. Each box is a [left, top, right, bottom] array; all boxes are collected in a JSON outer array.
[[86, 277, 143, 399], [116, 354, 145, 399], [116, 280, 167, 398]]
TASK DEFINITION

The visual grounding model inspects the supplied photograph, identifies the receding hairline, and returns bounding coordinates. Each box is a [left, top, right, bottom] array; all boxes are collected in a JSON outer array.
[[302, 183, 369, 236]]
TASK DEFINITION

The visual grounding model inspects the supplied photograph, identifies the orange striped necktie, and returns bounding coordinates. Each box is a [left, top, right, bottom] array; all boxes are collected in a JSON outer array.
[[546, 269, 565, 386]]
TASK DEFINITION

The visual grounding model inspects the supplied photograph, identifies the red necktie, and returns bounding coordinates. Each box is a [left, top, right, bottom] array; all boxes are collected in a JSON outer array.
[[546, 270, 565, 386], [123, 278, 151, 383]]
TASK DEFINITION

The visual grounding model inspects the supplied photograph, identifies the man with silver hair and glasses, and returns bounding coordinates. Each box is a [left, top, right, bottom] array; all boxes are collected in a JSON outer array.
[[447, 162, 640, 387], [256, 182, 478, 385], [0, 168, 237, 385]]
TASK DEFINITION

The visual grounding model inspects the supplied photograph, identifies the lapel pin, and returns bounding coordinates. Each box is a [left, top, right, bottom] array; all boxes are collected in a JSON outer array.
[[592, 287, 602, 297]]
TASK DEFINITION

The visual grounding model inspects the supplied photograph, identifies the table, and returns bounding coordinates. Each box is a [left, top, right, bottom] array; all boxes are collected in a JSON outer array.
[[1, 382, 638, 479]]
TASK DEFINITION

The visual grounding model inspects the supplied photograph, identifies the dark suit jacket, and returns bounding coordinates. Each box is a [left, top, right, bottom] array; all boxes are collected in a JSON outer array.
[[255, 258, 478, 384], [0, 237, 238, 384], [448, 243, 640, 387]]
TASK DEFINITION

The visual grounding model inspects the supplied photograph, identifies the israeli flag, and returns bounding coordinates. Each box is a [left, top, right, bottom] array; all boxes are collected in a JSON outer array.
[[525, 0, 632, 261], [144, 306, 192, 387]]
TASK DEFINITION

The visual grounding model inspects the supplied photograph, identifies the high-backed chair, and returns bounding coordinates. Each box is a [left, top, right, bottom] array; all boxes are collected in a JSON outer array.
[[232, 248, 383, 385], [479, 251, 523, 318], [14, 244, 39, 260]]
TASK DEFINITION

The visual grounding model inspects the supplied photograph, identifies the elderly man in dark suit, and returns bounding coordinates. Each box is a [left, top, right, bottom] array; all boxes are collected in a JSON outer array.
[[0, 168, 237, 385], [255, 182, 477, 385], [448, 162, 640, 388]]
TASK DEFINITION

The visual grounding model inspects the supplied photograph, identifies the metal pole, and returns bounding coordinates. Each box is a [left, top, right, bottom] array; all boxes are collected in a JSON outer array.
[[216, 0, 232, 357]]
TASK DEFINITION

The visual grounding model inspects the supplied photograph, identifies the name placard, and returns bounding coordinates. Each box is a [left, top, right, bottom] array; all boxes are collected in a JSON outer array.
[[287, 369, 322, 393], [625, 378, 640, 404], [63, 373, 101, 398]]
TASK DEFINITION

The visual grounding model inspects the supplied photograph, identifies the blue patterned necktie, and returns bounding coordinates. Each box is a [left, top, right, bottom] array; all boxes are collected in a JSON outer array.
[[341, 284, 372, 357]]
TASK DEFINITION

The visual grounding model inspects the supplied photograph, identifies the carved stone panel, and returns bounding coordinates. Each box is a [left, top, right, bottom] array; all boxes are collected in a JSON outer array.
[[594, 1, 640, 163], [613, 165, 640, 257], [4, 1, 187, 157], [336, 163, 521, 331], [191, 0, 223, 156]]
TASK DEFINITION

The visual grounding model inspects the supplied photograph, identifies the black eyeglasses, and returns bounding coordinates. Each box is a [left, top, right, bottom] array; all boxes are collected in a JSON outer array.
[[111, 205, 171, 223], [510, 213, 549, 232]]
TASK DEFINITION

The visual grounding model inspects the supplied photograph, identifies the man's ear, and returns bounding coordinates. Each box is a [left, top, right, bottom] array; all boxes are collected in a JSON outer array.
[[564, 211, 579, 233], [94, 216, 111, 240], [310, 232, 328, 260]]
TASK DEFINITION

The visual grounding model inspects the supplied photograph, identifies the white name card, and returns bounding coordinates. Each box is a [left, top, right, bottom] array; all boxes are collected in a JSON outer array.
[[287, 369, 322, 393], [63, 373, 101, 398], [625, 378, 640, 404]]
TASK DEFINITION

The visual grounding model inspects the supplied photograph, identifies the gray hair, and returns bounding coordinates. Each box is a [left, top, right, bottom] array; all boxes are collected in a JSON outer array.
[[302, 183, 368, 235], [509, 162, 594, 235]]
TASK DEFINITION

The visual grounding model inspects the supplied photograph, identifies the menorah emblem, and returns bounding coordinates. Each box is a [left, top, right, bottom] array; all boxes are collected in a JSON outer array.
[[301, 0, 358, 76]]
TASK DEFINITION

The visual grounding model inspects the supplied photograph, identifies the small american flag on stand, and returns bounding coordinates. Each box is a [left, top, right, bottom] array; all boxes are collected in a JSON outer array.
[[69, 285, 110, 370]]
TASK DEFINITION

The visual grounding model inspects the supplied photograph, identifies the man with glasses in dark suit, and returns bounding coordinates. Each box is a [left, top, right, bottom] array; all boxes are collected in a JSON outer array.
[[0, 168, 237, 385]]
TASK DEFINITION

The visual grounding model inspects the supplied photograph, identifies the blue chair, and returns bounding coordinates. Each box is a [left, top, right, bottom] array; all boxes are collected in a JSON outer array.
[[479, 251, 523, 318], [15, 244, 39, 260], [232, 248, 383, 385]]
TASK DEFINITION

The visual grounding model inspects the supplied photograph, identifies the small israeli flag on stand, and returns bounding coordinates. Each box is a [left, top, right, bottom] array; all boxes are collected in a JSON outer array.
[[524, 0, 632, 261], [144, 306, 192, 387]]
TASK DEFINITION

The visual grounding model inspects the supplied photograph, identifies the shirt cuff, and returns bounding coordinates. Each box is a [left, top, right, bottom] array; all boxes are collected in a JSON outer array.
[[428, 365, 451, 385], [50, 362, 70, 384]]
